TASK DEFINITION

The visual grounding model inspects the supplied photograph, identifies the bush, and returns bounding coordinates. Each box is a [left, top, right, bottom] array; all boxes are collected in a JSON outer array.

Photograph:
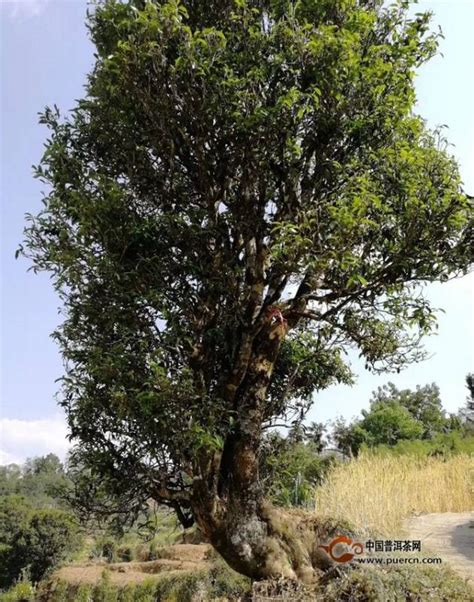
[[119, 581, 157, 602], [0, 497, 31, 588], [89, 537, 119, 563], [0, 496, 81, 587], [75, 583, 94, 602], [0, 580, 36, 602], [93, 571, 118, 602], [46, 580, 69, 602], [371, 432, 474, 458], [101, 540, 118, 564], [133, 543, 150, 563], [19, 510, 81, 582], [260, 435, 337, 507]]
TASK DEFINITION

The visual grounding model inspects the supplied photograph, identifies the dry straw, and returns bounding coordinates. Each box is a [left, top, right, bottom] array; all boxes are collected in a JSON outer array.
[[314, 453, 474, 536]]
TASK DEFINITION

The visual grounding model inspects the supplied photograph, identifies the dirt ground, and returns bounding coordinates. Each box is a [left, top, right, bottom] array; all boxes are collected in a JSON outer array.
[[55, 515, 474, 588], [405, 511, 474, 583], [54, 543, 213, 586]]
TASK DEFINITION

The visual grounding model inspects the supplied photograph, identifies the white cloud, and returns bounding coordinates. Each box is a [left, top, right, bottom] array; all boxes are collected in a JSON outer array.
[[0, 415, 70, 465], [0, 448, 22, 466], [1, 0, 51, 20]]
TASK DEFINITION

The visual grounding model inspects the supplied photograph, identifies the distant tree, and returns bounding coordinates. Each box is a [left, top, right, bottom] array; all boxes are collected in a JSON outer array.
[[359, 402, 423, 446], [459, 373, 474, 431], [16, 454, 69, 508], [0, 455, 69, 508], [331, 382, 459, 455], [331, 417, 357, 456], [332, 409, 421, 456], [0, 464, 21, 497], [444, 413, 464, 433], [370, 382, 448, 438], [23, 453, 63, 476], [21, 0, 473, 583], [304, 421, 328, 453], [287, 423, 307, 444]]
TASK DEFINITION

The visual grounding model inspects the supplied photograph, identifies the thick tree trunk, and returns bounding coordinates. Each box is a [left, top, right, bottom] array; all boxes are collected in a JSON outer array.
[[193, 491, 353, 584], [192, 426, 353, 584], [190, 312, 353, 583]]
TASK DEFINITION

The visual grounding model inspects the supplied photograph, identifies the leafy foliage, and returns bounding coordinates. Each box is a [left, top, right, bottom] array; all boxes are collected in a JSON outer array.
[[0, 454, 69, 508], [0, 495, 81, 587], [332, 382, 463, 455], [0, 580, 36, 602], [21, 0, 473, 534], [368, 431, 474, 458], [370, 382, 450, 437], [260, 430, 336, 507]]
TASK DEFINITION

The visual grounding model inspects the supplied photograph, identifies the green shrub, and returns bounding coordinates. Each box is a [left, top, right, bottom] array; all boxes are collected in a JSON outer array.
[[93, 571, 119, 602], [0, 496, 81, 588], [370, 432, 474, 458], [153, 559, 251, 602], [147, 540, 158, 561], [205, 560, 252, 599], [0, 581, 36, 602], [17, 510, 81, 583], [75, 583, 94, 602], [0, 497, 32, 588], [133, 544, 150, 562], [261, 436, 337, 507], [119, 582, 156, 602], [101, 541, 118, 564]]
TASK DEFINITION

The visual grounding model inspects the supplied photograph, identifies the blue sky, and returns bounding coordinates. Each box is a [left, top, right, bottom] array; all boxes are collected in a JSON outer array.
[[1, 0, 473, 464]]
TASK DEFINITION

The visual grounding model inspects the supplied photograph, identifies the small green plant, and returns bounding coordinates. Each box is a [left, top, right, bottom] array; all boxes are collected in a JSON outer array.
[[0, 581, 36, 602], [152, 560, 251, 602], [120, 581, 156, 602], [93, 570, 119, 602], [75, 583, 94, 602], [101, 541, 117, 564]]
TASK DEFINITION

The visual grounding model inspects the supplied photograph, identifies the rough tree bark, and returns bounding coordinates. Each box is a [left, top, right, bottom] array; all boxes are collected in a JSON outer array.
[[190, 314, 351, 584]]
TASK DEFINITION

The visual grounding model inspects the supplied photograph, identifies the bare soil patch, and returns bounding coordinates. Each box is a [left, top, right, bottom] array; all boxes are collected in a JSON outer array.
[[54, 543, 212, 586]]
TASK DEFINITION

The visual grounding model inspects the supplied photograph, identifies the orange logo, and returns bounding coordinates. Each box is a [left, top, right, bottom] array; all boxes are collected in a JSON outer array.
[[319, 536, 364, 563]]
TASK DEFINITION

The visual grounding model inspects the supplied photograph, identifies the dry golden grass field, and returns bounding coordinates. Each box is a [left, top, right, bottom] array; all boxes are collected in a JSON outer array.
[[314, 452, 474, 536]]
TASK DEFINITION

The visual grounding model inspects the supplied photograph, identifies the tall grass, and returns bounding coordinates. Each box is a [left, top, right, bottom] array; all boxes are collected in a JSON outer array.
[[314, 452, 474, 536]]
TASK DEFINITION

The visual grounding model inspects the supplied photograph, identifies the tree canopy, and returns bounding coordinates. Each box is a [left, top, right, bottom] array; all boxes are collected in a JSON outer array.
[[331, 382, 470, 455], [22, 0, 473, 582]]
